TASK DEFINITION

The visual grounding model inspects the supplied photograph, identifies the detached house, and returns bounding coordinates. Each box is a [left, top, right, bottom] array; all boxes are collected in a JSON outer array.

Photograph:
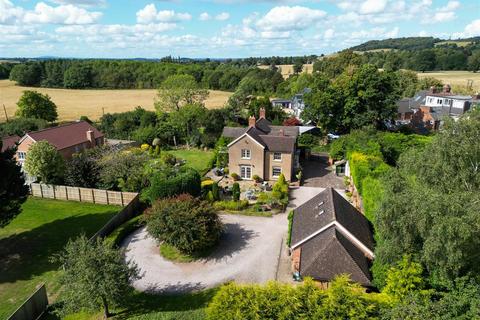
[[290, 188, 375, 287], [15, 121, 104, 166], [222, 108, 299, 181]]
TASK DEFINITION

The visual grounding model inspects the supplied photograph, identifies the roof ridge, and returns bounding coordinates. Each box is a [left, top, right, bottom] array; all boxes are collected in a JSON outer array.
[[28, 121, 88, 135]]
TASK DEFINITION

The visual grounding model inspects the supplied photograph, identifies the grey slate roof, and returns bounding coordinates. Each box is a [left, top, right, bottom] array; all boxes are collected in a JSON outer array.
[[300, 226, 372, 286], [290, 188, 374, 286], [396, 98, 414, 114], [223, 117, 298, 153]]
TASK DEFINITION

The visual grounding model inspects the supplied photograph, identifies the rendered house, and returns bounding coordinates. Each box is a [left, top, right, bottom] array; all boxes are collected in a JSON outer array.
[[271, 88, 311, 119], [222, 108, 299, 181], [15, 121, 104, 167], [290, 188, 375, 287]]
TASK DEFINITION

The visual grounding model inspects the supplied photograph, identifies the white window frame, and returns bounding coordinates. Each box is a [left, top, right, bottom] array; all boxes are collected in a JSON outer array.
[[241, 149, 251, 159], [240, 165, 252, 179], [273, 152, 282, 161], [17, 151, 26, 160], [272, 166, 282, 178]]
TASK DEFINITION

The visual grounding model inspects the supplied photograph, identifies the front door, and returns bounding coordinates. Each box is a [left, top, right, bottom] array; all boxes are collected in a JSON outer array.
[[240, 165, 252, 180]]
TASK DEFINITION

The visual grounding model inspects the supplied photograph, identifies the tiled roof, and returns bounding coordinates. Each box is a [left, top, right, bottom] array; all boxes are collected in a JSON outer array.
[[291, 188, 374, 285], [259, 135, 296, 153], [222, 127, 247, 139], [1, 135, 21, 152], [25, 121, 104, 150], [300, 225, 372, 286]]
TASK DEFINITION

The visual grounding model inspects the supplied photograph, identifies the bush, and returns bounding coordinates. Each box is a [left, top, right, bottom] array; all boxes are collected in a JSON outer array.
[[144, 194, 223, 254], [232, 182, 240, 201], [141, 166, 201, 203], [287, 210, 294, 247], [206, 276, 385, 320], [213, 200, 249, 211], [252, 174, 261, 182], [231, 172, 240, 181], [211, 182, 220, 201], [297, 133, 319, 147]]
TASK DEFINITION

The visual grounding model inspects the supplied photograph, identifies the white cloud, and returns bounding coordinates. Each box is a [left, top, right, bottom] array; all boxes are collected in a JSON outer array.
[[324, 28, 335, 39], [23, 2, 102, 24], [256, 6, 326, 31], [422, 1, 459, 24], [136, 4, 191, 24], [215, 12, 230, 21], [49, 0, 107, 7], [359, 0, 388, 14], [199, 12, 210, 21], [452, 19, 480, 38], [0, 0, 102, 25]]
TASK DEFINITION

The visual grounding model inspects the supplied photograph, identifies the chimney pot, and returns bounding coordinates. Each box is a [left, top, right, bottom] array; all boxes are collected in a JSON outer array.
[[443, 84, 451, 93], [248, 116, 256, 127], [259, 107, 266, 119], [430, 86, 436, 94]]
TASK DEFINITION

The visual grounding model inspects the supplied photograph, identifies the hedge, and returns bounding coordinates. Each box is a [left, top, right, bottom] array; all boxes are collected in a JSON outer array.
[[141, 167, 201, 203], [287, 210, 294, 247], [348, 151, 390, 195]]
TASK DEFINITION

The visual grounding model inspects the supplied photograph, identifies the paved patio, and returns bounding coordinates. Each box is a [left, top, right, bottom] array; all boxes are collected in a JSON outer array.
[[301, 153, 345, 189]]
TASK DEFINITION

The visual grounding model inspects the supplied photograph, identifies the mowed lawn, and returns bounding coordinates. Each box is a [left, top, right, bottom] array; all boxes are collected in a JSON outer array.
[[416, 71, 480, 91], [168, 149, 214, 172], [0, 80, 233, 122], [0, 198, 120, 319]]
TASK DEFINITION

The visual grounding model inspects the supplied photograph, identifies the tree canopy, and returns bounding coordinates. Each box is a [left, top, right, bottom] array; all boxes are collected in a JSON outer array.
[[0, 142, 29, 227], [15, 90, 58, 122], [23, 140, 65, 184], [155, 74, 209, 112]]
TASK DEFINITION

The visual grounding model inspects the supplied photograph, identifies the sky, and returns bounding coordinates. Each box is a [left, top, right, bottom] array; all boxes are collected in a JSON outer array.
[[1, 0, 479, 58]]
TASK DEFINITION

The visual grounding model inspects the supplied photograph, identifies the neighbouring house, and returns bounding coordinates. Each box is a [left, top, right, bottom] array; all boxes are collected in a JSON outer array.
[[15, 120, 104, 167], [222, 108, 299, 181], [396, 85, 476, 131], [1, 135, 21, 152], [271, 88, 311, 119], [290, 187, 375, 287]]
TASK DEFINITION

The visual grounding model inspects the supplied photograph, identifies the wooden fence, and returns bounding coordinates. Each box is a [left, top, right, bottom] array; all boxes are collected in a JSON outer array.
[[30, 183, 137, 207], [8, 284, 48, 320]]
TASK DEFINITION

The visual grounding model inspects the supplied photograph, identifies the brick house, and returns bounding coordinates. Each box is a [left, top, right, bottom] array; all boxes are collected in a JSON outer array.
[[222, 108, 299, 181], [15, 121, 104, 167], [290, 188, 375, 287]]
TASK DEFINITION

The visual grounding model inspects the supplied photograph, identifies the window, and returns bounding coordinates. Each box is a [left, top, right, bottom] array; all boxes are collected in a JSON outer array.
[[17, 151, 26, 160], [240, 165, 252, 179], [241, 149, 251, 159], [272, 166, 282, 177], [437, 99, 442, 104], [273, 152, 282, 161]]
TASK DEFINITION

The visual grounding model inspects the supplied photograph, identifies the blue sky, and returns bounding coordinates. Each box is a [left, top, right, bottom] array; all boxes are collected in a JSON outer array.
[[1, 0, 479, 58]]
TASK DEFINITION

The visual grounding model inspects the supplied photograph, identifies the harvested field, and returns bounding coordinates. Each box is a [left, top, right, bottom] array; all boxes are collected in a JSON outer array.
[[416, 71, 480, 92], [259, 64, 314, 78], [0, 80, 232, 122]]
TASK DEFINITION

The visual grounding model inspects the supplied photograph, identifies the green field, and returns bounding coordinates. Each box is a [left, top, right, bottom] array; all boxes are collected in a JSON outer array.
[[0, 198, 120, 319], [167, 149, 214, 172]]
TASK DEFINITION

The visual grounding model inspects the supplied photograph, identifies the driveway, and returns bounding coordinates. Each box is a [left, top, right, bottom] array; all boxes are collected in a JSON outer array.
[[301, 153, 344, 189], [122, 214, 287, 293]]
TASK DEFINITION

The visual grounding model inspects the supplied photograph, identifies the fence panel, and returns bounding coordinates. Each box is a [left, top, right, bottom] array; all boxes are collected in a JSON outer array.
[[30, 183, 137, 207], [8, 284, 48, 320]]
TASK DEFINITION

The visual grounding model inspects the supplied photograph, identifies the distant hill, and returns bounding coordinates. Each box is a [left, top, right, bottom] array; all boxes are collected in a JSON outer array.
[[348, 36, 480, 52]]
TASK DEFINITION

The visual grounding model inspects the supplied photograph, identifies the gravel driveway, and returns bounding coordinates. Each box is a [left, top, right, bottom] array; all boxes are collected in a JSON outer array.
[[122, 214, 287, 293]]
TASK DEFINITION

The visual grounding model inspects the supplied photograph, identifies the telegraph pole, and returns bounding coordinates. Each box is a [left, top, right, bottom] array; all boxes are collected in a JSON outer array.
[[3, 104, 8, 122]]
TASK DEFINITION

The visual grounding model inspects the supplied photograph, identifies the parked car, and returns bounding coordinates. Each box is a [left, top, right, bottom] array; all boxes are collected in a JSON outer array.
[[327, 133, 340, 140]]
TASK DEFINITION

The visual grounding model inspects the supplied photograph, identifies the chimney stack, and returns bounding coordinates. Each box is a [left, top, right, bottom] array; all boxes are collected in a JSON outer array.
[[86, 129, 96, 147], [259, 107, 266, 119], [279, 129, 284, 136], [248, 115, 256, 127], [443, 84, 451, 94]]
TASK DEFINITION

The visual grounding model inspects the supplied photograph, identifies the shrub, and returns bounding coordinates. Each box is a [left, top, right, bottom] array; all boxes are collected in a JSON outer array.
[[211, 182, 220, 201], [287, 210, 294, 247], [252, 174, 261, 182], [141, 166, 201, 203], [206, 190, 215, 202], [201, 179, 214, 188], [144, 194, 223, 254], [232, 182, 240, 201], [24, 140, 65, 184], [297, 133, 319, 147], [161, 153, 177, 166], [231, 172, 240, 181], [213, 200, 249, 211]]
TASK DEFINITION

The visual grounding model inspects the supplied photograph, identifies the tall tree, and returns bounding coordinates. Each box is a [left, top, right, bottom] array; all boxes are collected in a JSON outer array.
[[0, 142, 29, 227], [23, 141, 65, 184], [15, 90, 58, 122], [413, 50, 436, 72], [373, 111, 480, 288], [467, 51, 480, 73], [53, 235, 140, 318], [155, 74, 209, 112]]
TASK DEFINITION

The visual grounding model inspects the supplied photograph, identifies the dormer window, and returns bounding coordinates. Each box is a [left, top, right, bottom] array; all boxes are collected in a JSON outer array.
[[241, 149, 251, 159]]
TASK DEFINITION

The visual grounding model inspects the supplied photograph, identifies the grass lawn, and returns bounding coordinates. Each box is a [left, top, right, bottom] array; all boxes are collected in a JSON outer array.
[[167, 149, 214, 172], [43, 288, 217, 320], [0, 197, 120, 319]]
